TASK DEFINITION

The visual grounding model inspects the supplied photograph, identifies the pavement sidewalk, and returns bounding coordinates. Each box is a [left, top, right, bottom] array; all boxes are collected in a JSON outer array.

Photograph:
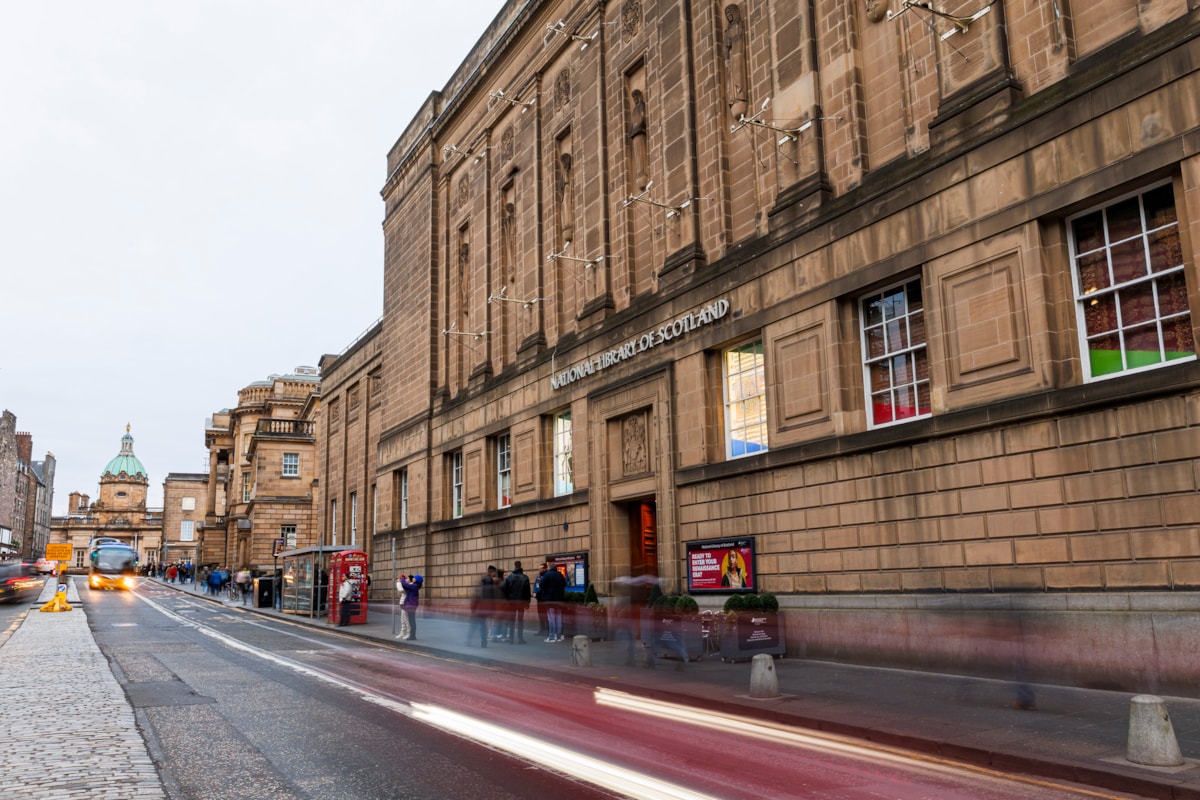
[[165, 576, 1200, 800]]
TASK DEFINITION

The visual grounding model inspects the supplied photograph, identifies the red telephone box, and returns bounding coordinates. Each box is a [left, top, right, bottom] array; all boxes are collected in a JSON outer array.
[[329, 549, 368, 625]]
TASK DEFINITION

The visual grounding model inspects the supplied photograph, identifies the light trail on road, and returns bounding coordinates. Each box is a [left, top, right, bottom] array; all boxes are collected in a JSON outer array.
[[137, 588, 713, 799], [133, 585, 1149, 800]]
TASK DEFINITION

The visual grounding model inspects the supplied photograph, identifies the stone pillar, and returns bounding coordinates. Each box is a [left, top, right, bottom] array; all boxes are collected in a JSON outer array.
[[1127, 695, 1184, 767], [749, 653, 779, 698], [571, 634, 591, 667]]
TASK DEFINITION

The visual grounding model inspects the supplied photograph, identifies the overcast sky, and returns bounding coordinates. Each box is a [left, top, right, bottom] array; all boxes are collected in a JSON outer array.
[[1, 1, 501, 514]]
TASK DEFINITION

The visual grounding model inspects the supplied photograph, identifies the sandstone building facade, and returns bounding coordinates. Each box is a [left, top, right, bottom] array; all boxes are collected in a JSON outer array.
[[317, 0, 1200, 692], [199, 369, 321, 571]]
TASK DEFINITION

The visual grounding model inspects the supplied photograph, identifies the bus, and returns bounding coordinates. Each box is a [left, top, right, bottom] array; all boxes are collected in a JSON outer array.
[[89, 541, 138, 590]]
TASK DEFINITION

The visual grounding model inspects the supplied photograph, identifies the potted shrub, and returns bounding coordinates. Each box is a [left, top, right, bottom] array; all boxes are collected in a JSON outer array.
[[646, 595, 705, 662], [561, 591, 585, 637], [583, 583, 608, 641], [720, 592, 786, 662]]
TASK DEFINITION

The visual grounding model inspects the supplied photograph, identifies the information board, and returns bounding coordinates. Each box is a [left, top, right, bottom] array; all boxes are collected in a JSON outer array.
[[45, 543, 73, 561]]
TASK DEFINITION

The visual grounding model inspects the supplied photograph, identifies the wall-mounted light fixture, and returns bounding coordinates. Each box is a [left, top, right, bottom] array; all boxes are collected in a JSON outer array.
[[487, 285, 542, 309], [441, 323, 490, 341], [443, 143, 486, 163], [543, 18, 608, 50], [888, 0, 992, 41], [488, 88, 536, 113], [731, 97, 798, 143], [546, 248, 607, 269], [622, 180, 703, 220]]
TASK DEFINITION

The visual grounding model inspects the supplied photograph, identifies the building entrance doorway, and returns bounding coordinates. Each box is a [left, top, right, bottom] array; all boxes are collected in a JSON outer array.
[[627, 500, 658, 607]]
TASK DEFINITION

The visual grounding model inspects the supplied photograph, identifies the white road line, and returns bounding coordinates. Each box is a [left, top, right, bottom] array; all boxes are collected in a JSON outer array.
[[135, 591, 717, 800]]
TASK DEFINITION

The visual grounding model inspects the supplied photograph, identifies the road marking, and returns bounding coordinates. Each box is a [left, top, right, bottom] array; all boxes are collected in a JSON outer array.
[[595, 688, 1135, 800], [134, 592, 719, 800]]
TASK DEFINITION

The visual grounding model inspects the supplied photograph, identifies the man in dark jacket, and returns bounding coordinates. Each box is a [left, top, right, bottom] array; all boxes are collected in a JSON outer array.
[[536, 563, 567, 642], [467, 566, 497, 647], [500, 561, 532, 643]]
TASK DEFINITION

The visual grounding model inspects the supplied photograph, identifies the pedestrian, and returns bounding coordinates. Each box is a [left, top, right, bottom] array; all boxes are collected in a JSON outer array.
[[500, 560, 531, 643], [208, 567, 223, 597], [492, 569, 509, 641], [532, 562, 549, 635], [236, 567, 252, 605], [338, 576, 357, 626], [467, 566, 497, 647], [537, 562, 567, 642], [396, 573, 423, 640]]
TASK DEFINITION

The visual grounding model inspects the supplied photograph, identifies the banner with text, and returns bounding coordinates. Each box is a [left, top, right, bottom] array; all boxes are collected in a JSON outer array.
[[686, 537, 756, 594]]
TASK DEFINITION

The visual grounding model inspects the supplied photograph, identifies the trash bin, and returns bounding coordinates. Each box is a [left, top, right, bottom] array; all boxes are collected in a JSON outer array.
[[254, 577, 274, 608]]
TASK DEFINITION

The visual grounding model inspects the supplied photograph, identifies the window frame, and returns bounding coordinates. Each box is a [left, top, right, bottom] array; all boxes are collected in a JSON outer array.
[[495, 433, 512, 509], [330, 499, 338, 545], [282, 452, 300, 477], [280, 524, 297, 550], [722, 338, 769, 459], [349, 491, 358, 546], [553, 411, 574, 496], [399, 469, 409, 529], [179, 520, 194, 541], [859, 276, 932, 430], [451, 451, 464, 519], [1067, 180, 1195, 382]]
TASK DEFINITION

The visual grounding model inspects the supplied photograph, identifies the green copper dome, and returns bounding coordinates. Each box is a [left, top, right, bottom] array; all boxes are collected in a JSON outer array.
[[102, 425, 147, 480]]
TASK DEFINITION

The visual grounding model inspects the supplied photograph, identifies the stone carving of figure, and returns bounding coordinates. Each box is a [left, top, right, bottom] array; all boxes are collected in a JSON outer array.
[[865, 0, 889, 24], [500, 201, 516, 273], [555, 152, 575, 245], [628, 89, 648, 191], [723, 4, 748, 122]]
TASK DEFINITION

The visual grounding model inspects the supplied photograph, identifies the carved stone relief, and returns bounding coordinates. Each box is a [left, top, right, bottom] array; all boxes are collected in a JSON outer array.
[[554, 68, 571, 112], [500, 126, 514, 163], [555, 146, 575, 246], [723, 3, 748, 121], [621, 0, 642, 40], [865, 0, 889, 23], [628, 87, 648, 191], [621, 412, 649, 476], [456, 175, 469, 211]]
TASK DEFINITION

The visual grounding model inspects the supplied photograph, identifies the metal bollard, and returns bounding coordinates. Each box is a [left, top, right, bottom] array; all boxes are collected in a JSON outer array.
[[571, 634, 591, 667], [1127, 695, 1184, 767], [749, 653, 780, 698]]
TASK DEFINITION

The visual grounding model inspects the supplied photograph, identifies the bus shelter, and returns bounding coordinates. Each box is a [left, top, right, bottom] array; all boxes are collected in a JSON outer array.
[[277, 545, 361, 618]]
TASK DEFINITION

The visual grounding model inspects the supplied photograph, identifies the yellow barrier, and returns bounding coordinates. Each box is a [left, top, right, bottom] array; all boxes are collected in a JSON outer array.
[[40, 585, 72, 613]]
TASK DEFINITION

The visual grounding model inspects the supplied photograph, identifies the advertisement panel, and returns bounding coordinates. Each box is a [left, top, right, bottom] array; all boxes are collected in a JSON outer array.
[[544, 551, 589, 593], [686, 537, 755, 594]]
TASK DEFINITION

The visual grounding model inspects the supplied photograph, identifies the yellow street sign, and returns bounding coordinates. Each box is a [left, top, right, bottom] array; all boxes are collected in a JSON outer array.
[[45, 543, 73, 561]]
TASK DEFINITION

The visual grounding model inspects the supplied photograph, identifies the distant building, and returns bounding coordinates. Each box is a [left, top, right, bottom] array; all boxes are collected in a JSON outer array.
[[162, 473, 210, 570], [0, 411, 55, 561], [200, 369, 320, 571], [49, 426, 162, 569]]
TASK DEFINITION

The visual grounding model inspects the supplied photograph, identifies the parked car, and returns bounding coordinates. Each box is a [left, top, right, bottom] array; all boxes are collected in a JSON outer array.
[[0, 562, 42, 604]]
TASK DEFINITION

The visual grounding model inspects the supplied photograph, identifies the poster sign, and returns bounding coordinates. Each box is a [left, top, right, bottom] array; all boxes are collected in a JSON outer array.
[[686, 537, 755, 594], [545, 551, 589, 593], [45, 543, 73, 561]]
